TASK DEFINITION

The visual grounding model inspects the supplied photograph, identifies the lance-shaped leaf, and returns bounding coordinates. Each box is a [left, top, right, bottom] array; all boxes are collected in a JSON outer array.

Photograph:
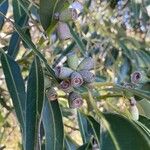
[[39, 0, 66, 30], [12, 0, 27, 23], [42, 97, 64, 150], [101, 113, 150, 150], [7, 15, 29, 58], [86, 115, 101, 148], [25, 56, 44, 150], [65, 135, 78, 150], [139, 115, 150, 130], [13, 23, 58, 82], [68, 24, 86, 56], [53, 42, 75, 68], [77, 142, 92, 150], [0, 0, 8, 30], [1, 50, 26, 130], [77, 111, 101, 148], [77, 111, 91, 143]]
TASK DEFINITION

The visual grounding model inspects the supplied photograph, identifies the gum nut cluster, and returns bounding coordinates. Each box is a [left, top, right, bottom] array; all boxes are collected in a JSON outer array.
[[54, 51, 95, 108]]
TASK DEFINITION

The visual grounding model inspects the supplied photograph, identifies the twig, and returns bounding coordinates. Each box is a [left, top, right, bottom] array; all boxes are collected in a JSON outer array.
[[64, 123, 79, 131]]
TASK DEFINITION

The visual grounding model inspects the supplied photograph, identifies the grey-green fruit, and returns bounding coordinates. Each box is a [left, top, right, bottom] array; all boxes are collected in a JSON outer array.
[[68, 92, 83, 108], [67, 51, 79, 70], [55, 66, 73, 79], [79, 70, 95, 83], [59, 8, 78, 22], [71, 71, 83, 87], [131, 71, 149, 84], [57, 22, 72, 40], [59, 79, 73, 93], [77, 57, 94, 71]]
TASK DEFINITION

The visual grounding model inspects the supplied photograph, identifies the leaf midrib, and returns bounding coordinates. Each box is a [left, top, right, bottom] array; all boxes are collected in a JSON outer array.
[[2, 53, 24, 127]]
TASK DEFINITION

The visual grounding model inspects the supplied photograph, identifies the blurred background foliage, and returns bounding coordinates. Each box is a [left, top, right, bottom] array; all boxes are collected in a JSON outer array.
[[0, 0, 150, 150]]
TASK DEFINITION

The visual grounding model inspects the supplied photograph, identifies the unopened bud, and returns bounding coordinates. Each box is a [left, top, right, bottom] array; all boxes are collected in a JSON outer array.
[[79, 70, 95, 83], [130, 97, 137, 106], [68, 92, 83, 108], [59, 8, 78, 22], [129, 97, 139, 121], [46, 88, 57, 101], [77, 57, 94, 71], [131, 71, 149, 84], [67, 51, 79, 70], [55, 66, 73, 79], [130, 105, 139, 121], [57, 22, 72, 40], [59, 79, 73, 93], [71, 71, 83, 87]]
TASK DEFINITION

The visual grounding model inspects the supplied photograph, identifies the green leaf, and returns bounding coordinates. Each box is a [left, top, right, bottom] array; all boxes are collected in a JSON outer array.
[[12, 0, 26, 23], [8, 15, 29, 58], [68, 24, 86, 56], [114, 85, 150, 101], [101, 113, 150, 150], [104, 48, 118, 67], [135, 122, 150, 140], [139, 99, 150, 118], [117, 56, 131, 83], [77, 142, 92, 150], [77, 111, 91, 144], [86, 115, 100, 148], [53, 42, 75, 68], [42, 97, 64, 150], [25, 56, 44, 150], [139, 115, 150, 129], [0, 50, 26, 130], [39, 0, 67, 30], [65, 135, 78, 150], [13, 23, 58, 82], [130, 0, 141, 19], [0, 0, 8, 30]]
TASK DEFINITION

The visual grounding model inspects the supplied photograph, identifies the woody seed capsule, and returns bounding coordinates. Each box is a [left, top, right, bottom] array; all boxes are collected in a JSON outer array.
[[79, 70, 95, 83], [54, 66, 73, 79], [77, 57, 94, 71], [71, 71, 83, 87], [57, 22, 72, 40], [68, 92, 83, 108]]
